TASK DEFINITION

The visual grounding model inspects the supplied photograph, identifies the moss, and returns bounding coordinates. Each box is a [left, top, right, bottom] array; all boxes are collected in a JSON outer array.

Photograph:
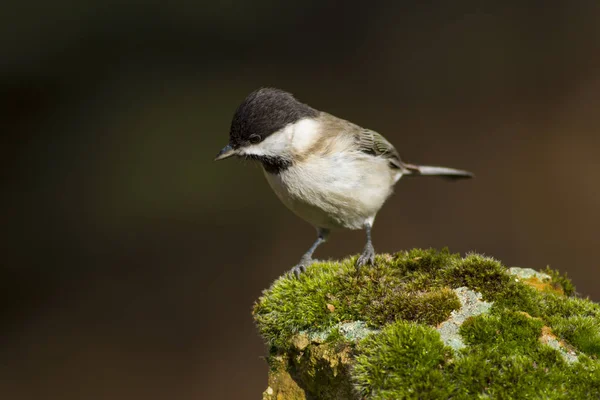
[[509, 266, 575, 296], [365, 286, 460, 326], [445, 253, 510, 299], [459, 310, 545, 352], [436, 287, 493, 351], [523, 276, 564, 294], [450, 311, 599, 398], [254, 249, 600, 399], [353, 321, 454, 400], [351, 311, 600, 399], [539, 325, 579, 363], [543, 266, 577, 297], [253, 249, 465, 349], [551, 316, 600, 357]]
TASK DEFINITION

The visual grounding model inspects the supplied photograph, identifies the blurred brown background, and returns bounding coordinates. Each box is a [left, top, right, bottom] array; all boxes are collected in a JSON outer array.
[[2, 1, 599, 399]]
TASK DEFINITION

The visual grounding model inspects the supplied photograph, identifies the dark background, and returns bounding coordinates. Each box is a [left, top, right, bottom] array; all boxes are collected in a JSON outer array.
[[2, 1, 599, 399]]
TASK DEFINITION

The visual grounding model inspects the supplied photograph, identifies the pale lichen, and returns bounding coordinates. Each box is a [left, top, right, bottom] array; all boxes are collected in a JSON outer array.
[[437, 287, 493, 351]]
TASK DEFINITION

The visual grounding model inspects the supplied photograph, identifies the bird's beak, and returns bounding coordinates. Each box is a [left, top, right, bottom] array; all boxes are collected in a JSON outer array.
[[214, 144, 236, 161]]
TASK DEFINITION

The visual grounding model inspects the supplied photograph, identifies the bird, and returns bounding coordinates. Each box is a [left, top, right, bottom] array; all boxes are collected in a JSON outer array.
[[215, 88, 473, 277]]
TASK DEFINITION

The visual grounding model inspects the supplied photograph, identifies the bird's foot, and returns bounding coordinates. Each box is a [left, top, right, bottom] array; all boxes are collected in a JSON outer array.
[[356, 243, 375, 268], [290, 255, 316, 278]]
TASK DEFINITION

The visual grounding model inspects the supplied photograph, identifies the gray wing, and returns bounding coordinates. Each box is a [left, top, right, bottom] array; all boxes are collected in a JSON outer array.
[[355, 129, 405, 170], [355, 128, 473, 179]]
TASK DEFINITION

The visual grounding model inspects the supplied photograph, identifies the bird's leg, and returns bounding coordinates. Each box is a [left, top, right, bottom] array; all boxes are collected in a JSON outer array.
[[356, 222, 375, 267], [291, 228, 329, 277]]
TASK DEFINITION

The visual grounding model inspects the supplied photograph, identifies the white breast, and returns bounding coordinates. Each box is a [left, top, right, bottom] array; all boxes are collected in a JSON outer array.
[[264, 151, 396, 230]]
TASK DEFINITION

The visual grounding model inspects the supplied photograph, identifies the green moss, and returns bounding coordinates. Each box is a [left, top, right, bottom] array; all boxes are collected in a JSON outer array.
[[451, 310, 600, 398], [353, 321, 454, 400], [445, 253, 510, 299], [352, 311, 600, 399], [253, 249, 465, 349], [460, 310, 544, 350], [254, 249, 600, 399], [551, 316, 600, 357], [364, 286, 460, 326], [543, 266, 577, 297]]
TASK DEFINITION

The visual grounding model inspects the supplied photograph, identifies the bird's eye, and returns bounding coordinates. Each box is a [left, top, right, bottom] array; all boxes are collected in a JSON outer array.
[[249, 134, 261, 144]]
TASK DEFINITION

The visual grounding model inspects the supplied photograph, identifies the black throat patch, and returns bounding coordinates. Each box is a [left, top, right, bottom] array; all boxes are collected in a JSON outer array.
[[246, 154, 292, 174]]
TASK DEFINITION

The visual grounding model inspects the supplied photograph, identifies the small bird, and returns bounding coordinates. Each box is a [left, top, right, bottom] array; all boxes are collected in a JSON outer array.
[[215, 88, 473, 276]]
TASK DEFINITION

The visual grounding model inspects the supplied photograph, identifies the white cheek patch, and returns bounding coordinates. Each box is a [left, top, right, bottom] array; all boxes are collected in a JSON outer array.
[[240, 127, 292, 157], [289, 118, 320, 153], [238, 118, 319, 157]]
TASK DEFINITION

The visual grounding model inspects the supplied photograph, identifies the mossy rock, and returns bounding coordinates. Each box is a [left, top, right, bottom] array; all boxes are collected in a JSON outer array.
[[254, 249, 600, 399]]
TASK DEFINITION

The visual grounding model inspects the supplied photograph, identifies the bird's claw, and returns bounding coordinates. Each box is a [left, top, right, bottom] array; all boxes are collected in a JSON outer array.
[[290, 264, 307, 278], [290, 256, 314, 278], [356, 244, 375, 268]]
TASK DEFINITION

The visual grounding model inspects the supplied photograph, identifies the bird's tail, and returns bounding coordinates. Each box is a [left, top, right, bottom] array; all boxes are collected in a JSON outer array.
[[402, 163, 474, 180]]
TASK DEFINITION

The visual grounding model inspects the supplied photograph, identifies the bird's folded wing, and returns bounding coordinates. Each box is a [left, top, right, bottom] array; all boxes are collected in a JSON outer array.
[[355, 129, 404, 170]]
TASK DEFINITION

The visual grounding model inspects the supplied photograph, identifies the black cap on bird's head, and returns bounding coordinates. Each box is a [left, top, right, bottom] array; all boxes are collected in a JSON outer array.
[[214, 88, 318, 161]]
